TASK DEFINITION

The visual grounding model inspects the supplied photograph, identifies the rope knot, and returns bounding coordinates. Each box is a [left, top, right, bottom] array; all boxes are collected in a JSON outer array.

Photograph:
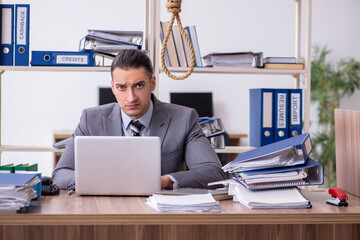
[[166, 0, 182, 14]]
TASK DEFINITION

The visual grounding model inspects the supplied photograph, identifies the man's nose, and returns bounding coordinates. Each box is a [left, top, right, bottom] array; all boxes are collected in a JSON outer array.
[[127, 88, 137, 102]]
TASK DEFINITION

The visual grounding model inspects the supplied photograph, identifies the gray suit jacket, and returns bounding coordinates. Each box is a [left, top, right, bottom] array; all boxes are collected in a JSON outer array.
[[52, 95, 226, 189]]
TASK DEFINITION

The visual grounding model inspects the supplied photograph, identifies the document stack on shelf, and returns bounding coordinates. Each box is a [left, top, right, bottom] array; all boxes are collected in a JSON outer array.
[[146, 193, 220, 212], [79, 29, 143, 66], [0, 173, 41, 212], [263, 57, 304, 69], [222, 133, 324, 190], [202, 52, 263, 68], [199, 117, 226, 149]]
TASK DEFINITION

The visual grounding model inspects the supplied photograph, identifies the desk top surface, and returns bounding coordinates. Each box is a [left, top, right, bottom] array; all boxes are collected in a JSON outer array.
[[1, 189, 360, 225]]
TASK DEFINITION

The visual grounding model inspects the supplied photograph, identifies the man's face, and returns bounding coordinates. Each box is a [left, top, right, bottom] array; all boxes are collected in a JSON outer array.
[[111, 67, 156, 119]]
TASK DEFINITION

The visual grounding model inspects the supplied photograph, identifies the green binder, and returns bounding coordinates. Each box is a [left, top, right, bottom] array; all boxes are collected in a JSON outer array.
[[0, 164, 15, 173], [14, 163, 38, 172]]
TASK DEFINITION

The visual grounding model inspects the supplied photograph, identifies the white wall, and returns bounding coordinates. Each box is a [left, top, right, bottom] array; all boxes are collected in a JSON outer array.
[[1, 0, 360, 176]]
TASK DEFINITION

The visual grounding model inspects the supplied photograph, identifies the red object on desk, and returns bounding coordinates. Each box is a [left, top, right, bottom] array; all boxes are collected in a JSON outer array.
[[327, 187, 348, 207], [329, 188, 348, 201]]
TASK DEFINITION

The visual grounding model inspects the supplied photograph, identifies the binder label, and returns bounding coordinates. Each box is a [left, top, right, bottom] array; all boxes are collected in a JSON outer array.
[[16, 7, 27, 45], [290, 93, 301, 124], [1, 8, 12, 44], [263, 92, 273, 128], [56, 55, 89, 64], [277, 93, 287, 128]]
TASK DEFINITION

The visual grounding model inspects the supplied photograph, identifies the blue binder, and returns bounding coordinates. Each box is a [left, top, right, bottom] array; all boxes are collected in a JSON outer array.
[[250, 88, 274, 147], [234, 158, 324, 190], [184, 25, 203, 67], [0, 172, 41, 199], [274, 89, 289, 142], [31, 51, 95, 66], [223, 133, 312, 173], [289, 89, 303, 137], [14, 4, 30, 66], [0, 4, 14, 66]]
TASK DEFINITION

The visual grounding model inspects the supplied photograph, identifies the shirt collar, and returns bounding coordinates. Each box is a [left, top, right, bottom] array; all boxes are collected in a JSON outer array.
[[121, 100, 153, 130]]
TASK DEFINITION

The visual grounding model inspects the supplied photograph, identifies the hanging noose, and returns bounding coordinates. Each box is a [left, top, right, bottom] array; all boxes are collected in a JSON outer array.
[[161, 0, 196, 80]]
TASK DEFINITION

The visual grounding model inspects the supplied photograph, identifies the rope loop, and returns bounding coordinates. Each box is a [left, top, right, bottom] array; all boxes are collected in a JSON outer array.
[[166, 0, 181, 14], [161, 0, 196, 80]]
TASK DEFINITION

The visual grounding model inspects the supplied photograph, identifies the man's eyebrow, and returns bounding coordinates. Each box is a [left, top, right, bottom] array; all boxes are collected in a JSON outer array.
[[132, 80, 146, 86]]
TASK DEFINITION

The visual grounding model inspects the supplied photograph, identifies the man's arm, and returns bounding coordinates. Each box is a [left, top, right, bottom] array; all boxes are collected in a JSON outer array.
[[169, 109, 226, 188], [52, 110, 89, 189]]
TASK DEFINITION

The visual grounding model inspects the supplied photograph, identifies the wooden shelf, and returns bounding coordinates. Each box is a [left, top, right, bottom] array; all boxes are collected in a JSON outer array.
[[0, 145, 65, 153], [161, 67, 308, 75], [0, 66, 110, 72]]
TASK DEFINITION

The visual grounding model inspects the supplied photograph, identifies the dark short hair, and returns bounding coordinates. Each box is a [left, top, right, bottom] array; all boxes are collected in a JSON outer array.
[[111, 49, 153, 79]]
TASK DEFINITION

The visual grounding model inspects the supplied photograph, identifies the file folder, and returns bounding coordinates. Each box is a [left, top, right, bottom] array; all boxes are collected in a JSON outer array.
[[0, 4, 14, 65], [31, 51, 95, 66], [274, 89, 289, 142], [14, 4, 29, 66], [289, 89, 303, 137], [223, 133, 312, 173], [250, 88, 274, 147]]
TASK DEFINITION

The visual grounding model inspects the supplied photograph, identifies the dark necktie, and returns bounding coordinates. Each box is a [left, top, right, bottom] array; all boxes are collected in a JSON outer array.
[[130, 120, 143, 136]]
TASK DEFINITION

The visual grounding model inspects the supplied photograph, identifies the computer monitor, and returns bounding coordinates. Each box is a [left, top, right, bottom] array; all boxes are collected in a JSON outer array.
[[170, 92, 213, 117], [99, 87, 117, 105]]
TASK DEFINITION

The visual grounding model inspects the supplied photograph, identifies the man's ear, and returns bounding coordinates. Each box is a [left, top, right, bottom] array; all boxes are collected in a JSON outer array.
[[150, 76, 156, 91]]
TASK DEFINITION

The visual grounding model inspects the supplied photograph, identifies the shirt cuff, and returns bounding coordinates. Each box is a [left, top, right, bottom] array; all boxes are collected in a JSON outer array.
[[166, 174, 180, 189]]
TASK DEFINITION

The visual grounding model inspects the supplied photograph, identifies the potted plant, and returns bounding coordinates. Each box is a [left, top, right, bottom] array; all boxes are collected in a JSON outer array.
[[311, 46, 360, 187]]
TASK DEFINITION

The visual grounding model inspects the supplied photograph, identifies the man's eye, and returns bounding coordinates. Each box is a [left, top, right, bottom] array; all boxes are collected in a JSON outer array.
[[117, 85, 125, 90], [136, 83, 144, 88]]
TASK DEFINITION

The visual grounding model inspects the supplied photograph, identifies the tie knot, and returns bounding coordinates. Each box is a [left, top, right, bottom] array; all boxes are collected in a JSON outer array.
[[130, 120, 143, 136]]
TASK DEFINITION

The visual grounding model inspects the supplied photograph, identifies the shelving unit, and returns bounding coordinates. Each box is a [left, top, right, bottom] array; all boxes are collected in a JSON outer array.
[[0, 0, 312, 162], [148, 0, 312, 150]]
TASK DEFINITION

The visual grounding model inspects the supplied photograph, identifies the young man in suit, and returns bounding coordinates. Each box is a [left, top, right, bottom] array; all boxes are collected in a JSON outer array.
[[52, 49, 226, 190]]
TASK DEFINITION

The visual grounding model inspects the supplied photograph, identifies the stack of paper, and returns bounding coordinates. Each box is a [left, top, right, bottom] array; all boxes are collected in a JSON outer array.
[[0, 173, 41, 212], [232, 184, 311, 209], [146, 193, 220, 212]]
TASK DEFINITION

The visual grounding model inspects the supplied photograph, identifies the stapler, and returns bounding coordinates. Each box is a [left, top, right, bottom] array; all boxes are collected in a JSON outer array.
[[326, 188, 348, 206]]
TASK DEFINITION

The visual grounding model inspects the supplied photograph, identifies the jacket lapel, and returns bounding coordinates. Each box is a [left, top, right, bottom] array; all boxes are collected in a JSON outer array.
[[149, 95, 171, 146], [103, 104, 124, 136]]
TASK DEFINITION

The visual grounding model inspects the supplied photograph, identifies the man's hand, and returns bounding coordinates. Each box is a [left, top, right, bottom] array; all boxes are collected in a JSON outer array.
[[161, 175, 174, 189]]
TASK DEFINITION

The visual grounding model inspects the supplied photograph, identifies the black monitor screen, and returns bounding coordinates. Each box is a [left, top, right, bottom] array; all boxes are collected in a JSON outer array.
[[99, 88, 117, 105], [170, 92, 213, 117]]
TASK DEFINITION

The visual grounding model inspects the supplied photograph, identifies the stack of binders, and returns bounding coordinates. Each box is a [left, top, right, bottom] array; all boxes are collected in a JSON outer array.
[[222, 133, 323, 190], [263, 57, 304, 69], [0, 172, 41, 212], [79, 29, 143, 66], [0, 4, 30, 66], [0, 163, 41, 199], [202, 52, 264, 68], [249, 88, 303, 147]]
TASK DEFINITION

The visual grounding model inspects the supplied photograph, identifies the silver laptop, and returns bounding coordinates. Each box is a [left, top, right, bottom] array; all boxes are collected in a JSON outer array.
[[74, 136, 161, 196]]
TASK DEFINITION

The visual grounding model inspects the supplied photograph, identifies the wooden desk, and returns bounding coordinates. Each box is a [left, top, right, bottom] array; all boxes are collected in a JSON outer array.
[[1, 190, 360, 240]]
